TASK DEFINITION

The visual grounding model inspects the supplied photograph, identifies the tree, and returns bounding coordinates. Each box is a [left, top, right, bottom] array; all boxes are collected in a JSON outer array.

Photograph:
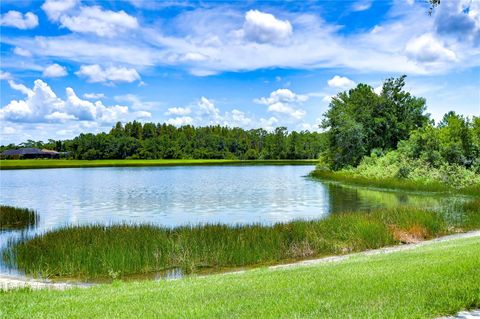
[[321, 75, 429, 169]]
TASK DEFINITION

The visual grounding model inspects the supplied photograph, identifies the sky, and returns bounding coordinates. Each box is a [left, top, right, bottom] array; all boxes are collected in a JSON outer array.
[[0, 0, 479, 144]]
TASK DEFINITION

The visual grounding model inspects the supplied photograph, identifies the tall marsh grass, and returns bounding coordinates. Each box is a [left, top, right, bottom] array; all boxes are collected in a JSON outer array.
[[5, 206, 461, 280], [0, 205, 38, 230], [310, 169, 480, 196]]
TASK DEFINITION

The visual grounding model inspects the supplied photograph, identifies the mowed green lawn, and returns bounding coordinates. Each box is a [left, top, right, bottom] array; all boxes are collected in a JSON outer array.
[[0, 159, 318, 170], [1, 236, 479, 319]]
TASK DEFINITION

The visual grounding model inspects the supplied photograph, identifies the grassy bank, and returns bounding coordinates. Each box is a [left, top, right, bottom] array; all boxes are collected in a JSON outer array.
[[310, 169, 480, 196], [0, 159, 318, 170], [1, 236, 479, 318], [5, 201, 479, 280], [0, 205, 38, 230]]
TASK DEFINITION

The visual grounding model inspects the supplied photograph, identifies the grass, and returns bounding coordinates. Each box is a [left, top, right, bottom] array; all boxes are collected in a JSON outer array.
[[0, 159, 318, 170], [0, 205, 38, 230], [6, 202, 479, 280], [310, 168, 480, 196], [1, 236, 479, 318]]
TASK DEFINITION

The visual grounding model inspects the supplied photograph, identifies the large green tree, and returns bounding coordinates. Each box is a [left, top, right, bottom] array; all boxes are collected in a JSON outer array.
[[321, 76, 430, 170]]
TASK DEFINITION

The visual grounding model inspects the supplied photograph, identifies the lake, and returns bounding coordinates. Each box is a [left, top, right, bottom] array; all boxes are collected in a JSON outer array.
[[0, 165, 453, 275]]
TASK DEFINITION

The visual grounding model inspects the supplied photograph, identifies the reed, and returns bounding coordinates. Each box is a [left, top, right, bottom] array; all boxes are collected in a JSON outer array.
[[0, 159, 318, 170], [5, 206, 458, 280], [309, 169, 480, 196], [0, 205, 38, 230]]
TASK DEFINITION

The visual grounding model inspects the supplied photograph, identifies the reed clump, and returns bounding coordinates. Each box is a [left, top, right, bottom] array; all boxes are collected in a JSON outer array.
[[6, 205, 466, 280], [0, 205, 38, 230]]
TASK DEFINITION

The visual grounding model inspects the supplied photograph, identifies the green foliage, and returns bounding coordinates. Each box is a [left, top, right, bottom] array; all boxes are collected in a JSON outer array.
[[321, 75, 429, 170], [331, 113, 480, 192], [0, 205, 38, 230], [1, 124, 327, 161], [6, 205, 468, 280]]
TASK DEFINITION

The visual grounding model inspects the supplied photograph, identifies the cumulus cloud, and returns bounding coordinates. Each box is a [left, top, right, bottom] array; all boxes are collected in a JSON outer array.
[[42, 0, 78, 21], [42, 0, 138, 37], [43, 63, 68, 78], [223, 109, 252, 127], [255, 89, 307, 119], [241, 10, 293, 44], [0, 79, 148, 124], [76, 64, 141, 83], [165, 107, 192, 116], [327, 75, 356, 89], [198, 96, 221, 124], [166, 116, 194, 126], [0, 11, 38, 29], [405, 33, 457, 63], [259, 116, 278, 131]]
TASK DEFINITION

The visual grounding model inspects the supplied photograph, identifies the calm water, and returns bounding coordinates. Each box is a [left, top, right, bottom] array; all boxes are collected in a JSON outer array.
[[0, 165, 452, 275]]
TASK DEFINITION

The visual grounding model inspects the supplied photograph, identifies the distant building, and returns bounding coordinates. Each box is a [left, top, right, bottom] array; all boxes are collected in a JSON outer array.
[[1, 148, 66, 159]]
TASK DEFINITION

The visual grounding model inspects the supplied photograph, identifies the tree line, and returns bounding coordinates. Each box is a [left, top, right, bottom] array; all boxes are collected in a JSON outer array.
[[1, 124, 327, 160]]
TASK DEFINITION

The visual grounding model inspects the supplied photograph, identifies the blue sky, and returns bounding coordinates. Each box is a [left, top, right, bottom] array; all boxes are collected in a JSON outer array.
[[1, 0, 479, 144]]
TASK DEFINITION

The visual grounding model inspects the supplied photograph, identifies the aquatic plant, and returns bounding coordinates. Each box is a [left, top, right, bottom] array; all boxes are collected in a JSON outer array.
[[5, 206, 461, 280], [0, 205, 38, 230], [310, 168, 480, 196]]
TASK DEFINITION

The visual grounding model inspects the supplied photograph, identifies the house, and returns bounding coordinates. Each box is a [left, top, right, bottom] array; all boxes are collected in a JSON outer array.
[[1, 148, 64, 159]]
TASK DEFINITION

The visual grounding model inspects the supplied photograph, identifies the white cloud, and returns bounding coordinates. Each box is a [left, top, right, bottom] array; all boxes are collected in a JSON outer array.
[[0, 11, 38, 29], [13, 47, 32, 57], [83, 93, 105, 99], [300, 118, 322, 132], [405, 33, 457, 63], [114, 94, 157, 110], [223, 109, 252, 127], [165, 107, 192, 116], [241, 10, 293, 44], [0, 71, 13, 80], [76, 64, 141, 83], [2, 1, 478, 78], [181, 52, 209, 62], [43, 63, 68, 78], [434, 0, 480, 44], [45, 111, 76, 121], [327, 75, 356, 89], [255, 88, 307, 120], [0, 79, 148, 124], [42, 0, 78, 21], [198, 96, 221, 124], [322, 95, 333, 103], [133, 111, 152, 119], [352, 0, 373, 12], [42, 0, 138, 37], [60, 6, 139, 37], [259, 116, 278, 130], [255, 88, 308, 105], [8, 80, 33, 96], [166, 116, 194, 126], [374, 85, 383, 95]]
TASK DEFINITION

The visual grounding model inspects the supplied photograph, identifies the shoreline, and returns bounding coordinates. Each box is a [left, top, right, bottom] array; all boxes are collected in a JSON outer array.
[[0, 159, 318, 170], [2, 229, 479, 291]]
